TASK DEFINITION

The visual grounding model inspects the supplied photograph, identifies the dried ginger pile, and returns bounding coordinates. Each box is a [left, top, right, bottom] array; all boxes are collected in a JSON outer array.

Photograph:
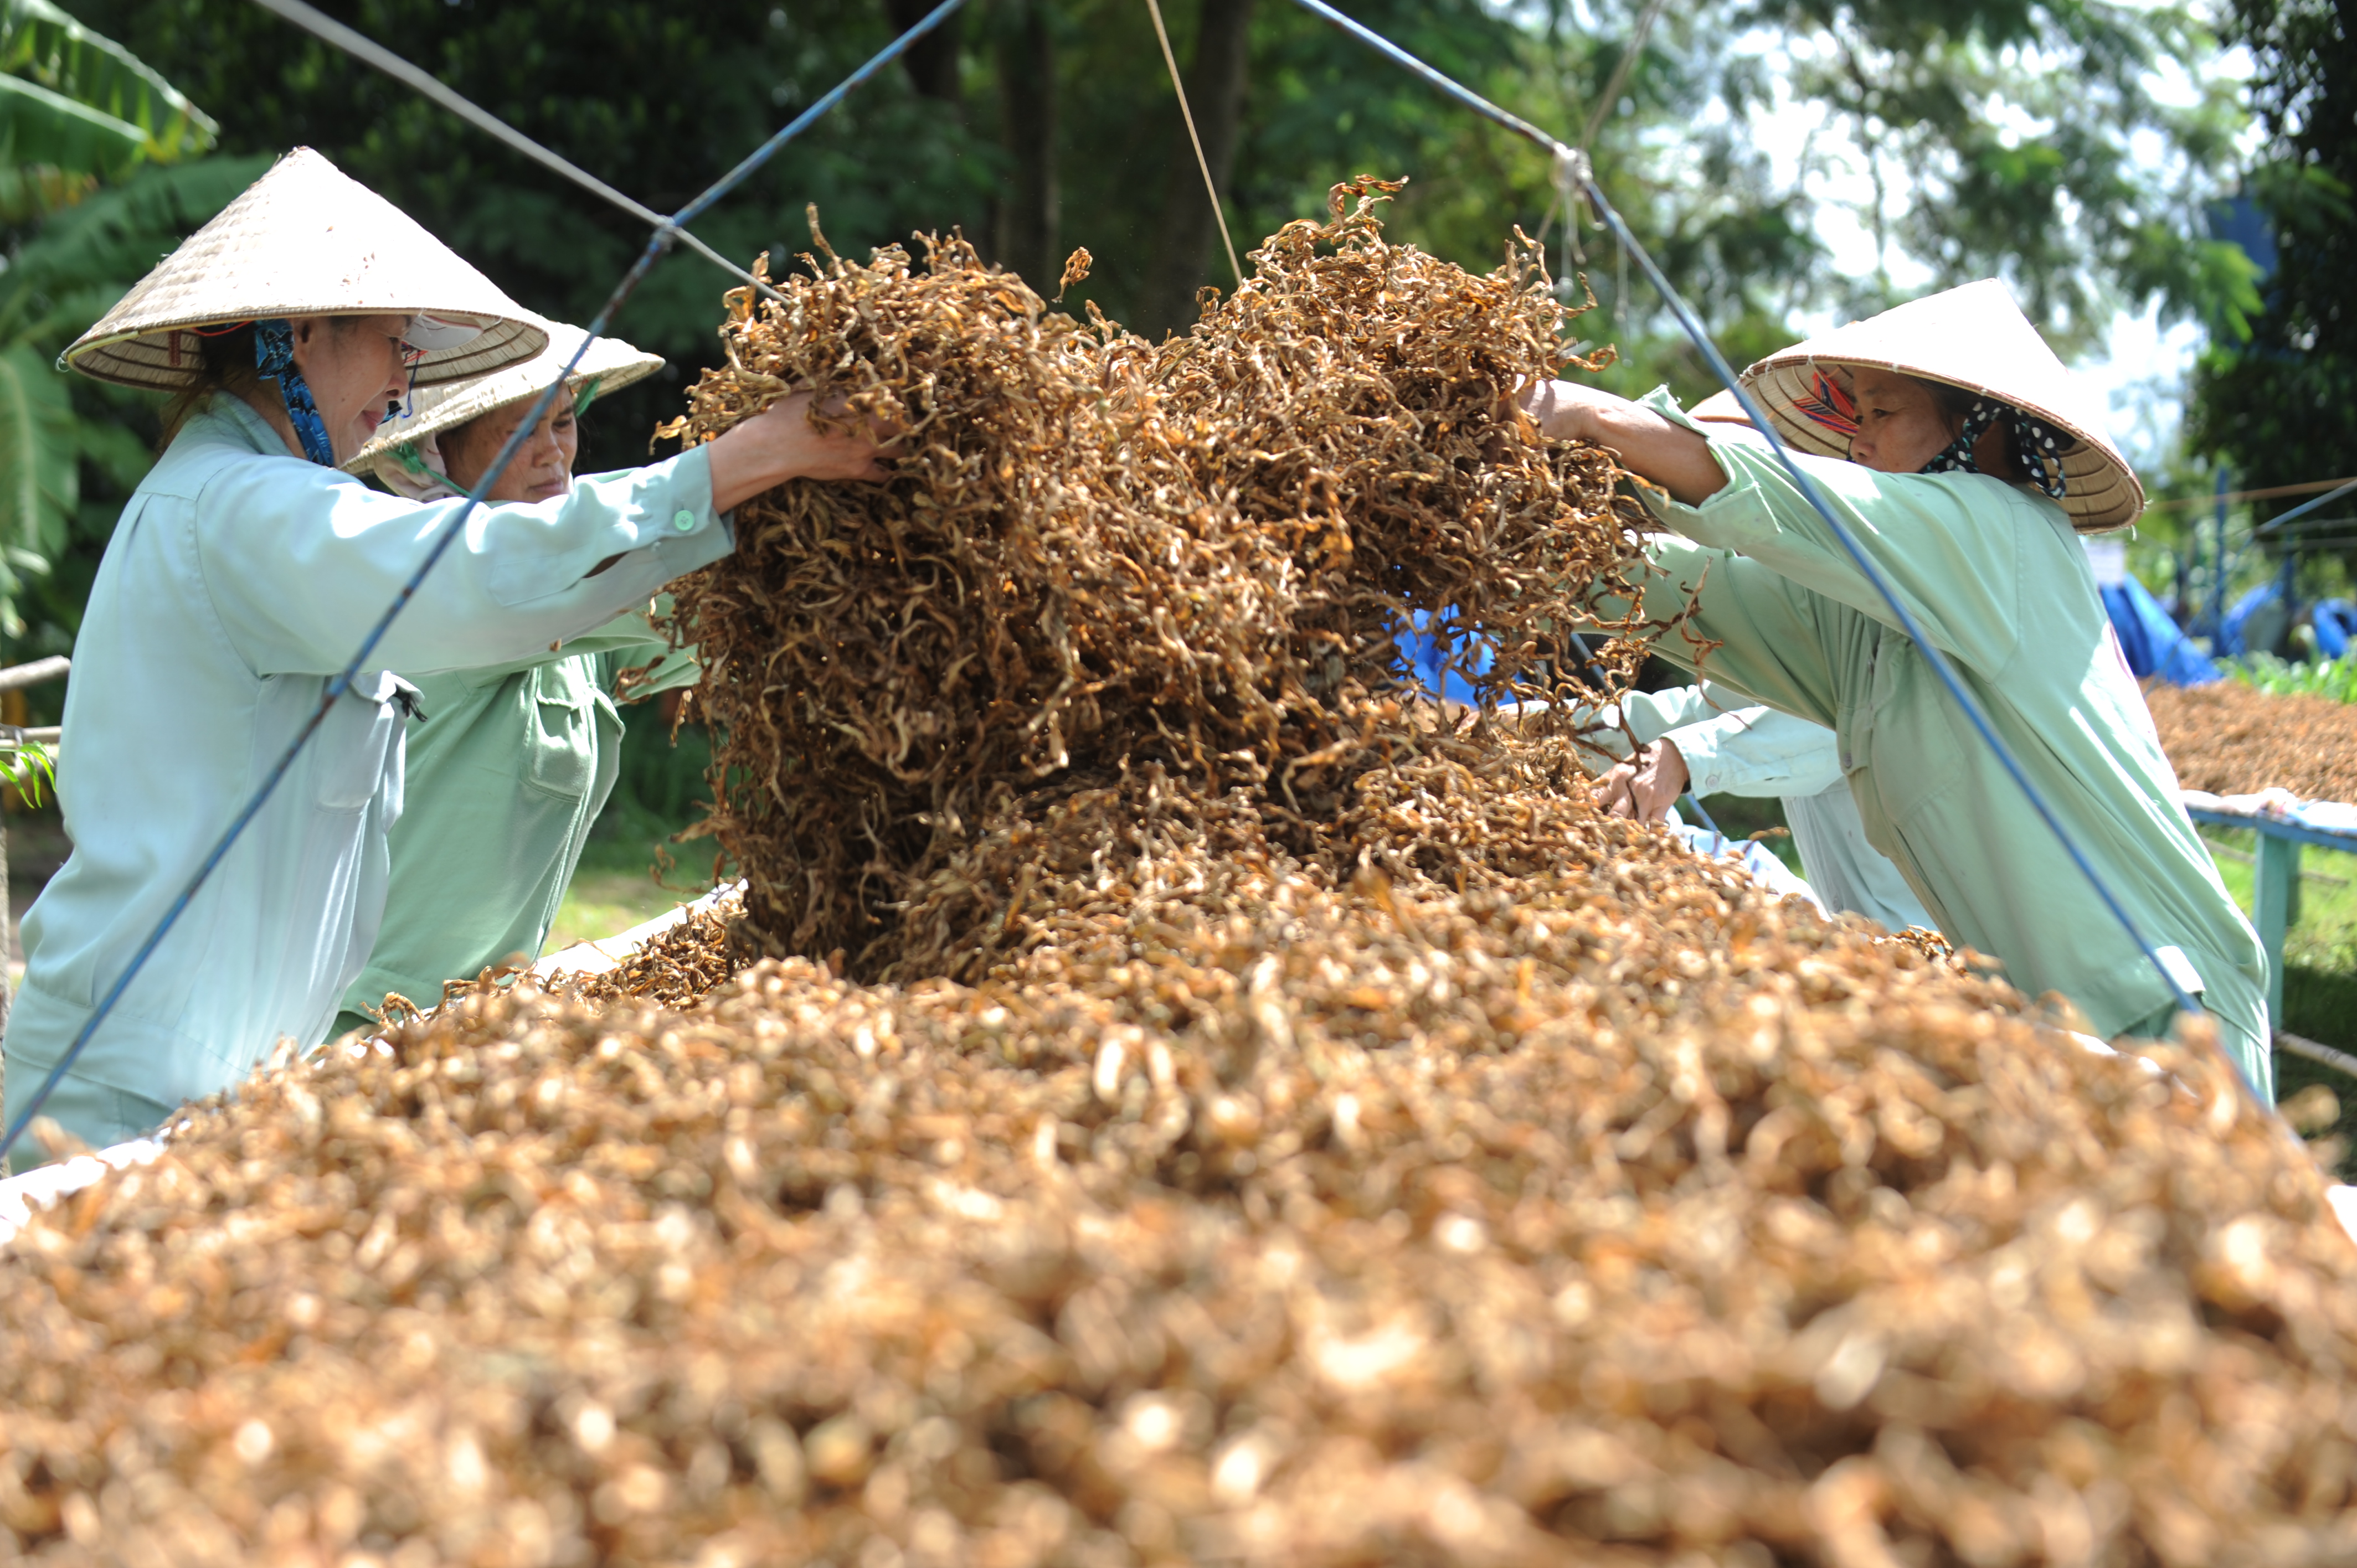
[[666, 180, 1652, 979], [2145, 678, 2357, 803], [4, 190, 2357, 1567], [3, 767, 2354, 1567]]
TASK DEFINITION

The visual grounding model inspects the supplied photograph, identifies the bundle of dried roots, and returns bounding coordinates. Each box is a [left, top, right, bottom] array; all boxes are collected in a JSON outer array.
[[664, 180, 1656, 978]]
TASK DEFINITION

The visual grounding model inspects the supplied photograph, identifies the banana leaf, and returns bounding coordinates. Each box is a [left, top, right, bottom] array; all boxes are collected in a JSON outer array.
[[0, 0, 214, 163], [0, 339, 75, 639]]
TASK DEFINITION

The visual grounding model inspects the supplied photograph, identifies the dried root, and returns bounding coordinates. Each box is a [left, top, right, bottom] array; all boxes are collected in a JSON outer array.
[[3, 779, 2352, 1565]]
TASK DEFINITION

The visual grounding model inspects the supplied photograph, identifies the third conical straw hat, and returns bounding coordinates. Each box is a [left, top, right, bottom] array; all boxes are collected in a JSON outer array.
[[63, 147, 545, 392], [1737, 278, 2145, 533]]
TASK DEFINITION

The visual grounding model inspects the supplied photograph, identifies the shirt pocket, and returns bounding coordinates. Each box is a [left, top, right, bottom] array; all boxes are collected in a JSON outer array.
[[1853, 638, 1963, 823], [312, 670, 406, 814], [522, 659, 601, 801]]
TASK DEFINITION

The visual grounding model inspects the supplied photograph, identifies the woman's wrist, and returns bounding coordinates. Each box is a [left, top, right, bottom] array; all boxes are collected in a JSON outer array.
[[705, 391, 892, 513]]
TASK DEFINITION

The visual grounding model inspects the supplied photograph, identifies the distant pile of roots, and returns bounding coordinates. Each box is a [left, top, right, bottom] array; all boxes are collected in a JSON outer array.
[[665, 179, 1660, 980]]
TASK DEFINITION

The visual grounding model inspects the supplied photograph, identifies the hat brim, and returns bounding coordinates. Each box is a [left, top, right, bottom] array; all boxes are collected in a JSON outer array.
[[1743, 356, 2142, 534], [349, 319, 665, 475], [1735, 280, 2146, 534]]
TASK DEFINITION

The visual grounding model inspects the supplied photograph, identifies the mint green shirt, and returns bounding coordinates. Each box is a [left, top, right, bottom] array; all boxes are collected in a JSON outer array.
[[1619, 391, 2269, 1092], [336, 618, 697, 1025], [4, 397, 733, 1143]]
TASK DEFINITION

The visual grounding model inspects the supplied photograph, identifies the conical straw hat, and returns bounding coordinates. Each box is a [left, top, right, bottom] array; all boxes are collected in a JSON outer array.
[[1737, 279, 2144, 533], [63, 147, 545, 391], [348, 315, 663, 479]]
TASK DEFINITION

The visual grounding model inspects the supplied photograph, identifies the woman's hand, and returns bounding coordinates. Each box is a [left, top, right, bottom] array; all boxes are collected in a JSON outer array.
[[1596, 739, 1690, 823], [1515, 378, 1609, 443], [706, 390, 898, 513], [1515, 379, 1729, 506]]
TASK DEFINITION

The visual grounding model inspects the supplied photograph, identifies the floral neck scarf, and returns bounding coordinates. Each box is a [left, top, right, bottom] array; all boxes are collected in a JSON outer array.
[[253, 318, 336, 466], [1919, 395, 2069, 502]]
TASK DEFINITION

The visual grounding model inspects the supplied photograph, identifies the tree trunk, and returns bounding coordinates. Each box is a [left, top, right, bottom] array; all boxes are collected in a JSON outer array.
[[991, 0, 1059, 292], [1136, 0, 1257, 339], [886, 0, 964, 102]]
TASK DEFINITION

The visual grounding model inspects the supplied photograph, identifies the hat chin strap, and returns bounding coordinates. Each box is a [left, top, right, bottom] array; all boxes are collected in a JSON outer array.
[[254, 318, 337, 467]]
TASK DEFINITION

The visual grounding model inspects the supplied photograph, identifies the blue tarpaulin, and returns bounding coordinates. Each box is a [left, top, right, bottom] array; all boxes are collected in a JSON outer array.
[[2314, 598, 2356, 660], [1397, 609, 1490, 703], [2102, 575, 2220, 686], [2221, 582, 2289, 658]]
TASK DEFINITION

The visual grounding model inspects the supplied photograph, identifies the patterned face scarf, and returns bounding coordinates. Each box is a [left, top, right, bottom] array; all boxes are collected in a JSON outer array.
[[253, 318, 336, 466], [1918, 395, 2070, 502], [378, 434, 460, 503]]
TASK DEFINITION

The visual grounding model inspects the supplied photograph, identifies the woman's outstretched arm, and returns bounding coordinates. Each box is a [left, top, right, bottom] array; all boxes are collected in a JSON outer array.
[[1517, 380, 1727, 504]]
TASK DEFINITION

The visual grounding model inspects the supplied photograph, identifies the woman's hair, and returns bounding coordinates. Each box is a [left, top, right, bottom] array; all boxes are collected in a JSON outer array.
[[160, 323, 263, 444], [1909, 374, 1980, 435], [1906, 372, 2022, 482]]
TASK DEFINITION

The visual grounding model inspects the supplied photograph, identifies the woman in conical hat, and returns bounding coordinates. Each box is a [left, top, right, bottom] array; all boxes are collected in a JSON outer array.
[[1520, 280, 2271, 1094], [326, 316, 692, 1035], [6, 150, 886, 1162]]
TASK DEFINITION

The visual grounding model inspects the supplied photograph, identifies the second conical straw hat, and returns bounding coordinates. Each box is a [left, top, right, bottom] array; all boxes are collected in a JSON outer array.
[[348, 314, 663, 479], [1737, 279, 2144, 533], [63, 147, 545, 391]]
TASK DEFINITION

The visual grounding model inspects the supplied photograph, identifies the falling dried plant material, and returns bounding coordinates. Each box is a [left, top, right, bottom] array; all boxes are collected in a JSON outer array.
[[663, 179, 1657, 978]]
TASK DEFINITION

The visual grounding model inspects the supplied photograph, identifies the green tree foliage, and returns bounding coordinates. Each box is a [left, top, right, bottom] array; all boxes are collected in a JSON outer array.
[[1742, 0, 2256, 352], [0, 1, 223, 664], [74, 0, 2242, 472], [0, 0, 216, 215], [2190, 0, 2356, 520]]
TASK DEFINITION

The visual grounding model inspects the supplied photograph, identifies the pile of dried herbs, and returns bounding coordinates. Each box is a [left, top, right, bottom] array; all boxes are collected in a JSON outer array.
[[2145, 678, 2357, 804], [6, 194, 2355, 1566], [3, 759, 2353, 1565], [665, 181, 1655, 978]]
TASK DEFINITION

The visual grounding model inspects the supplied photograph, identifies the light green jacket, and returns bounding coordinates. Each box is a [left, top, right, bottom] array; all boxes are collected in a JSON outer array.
[[1619, 391, 2269, 1091], [4, 398, 732, 1143], [336, 618, 697, 1024]]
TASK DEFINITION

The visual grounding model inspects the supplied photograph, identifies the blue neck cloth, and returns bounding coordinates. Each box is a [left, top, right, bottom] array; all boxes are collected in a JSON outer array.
[[254, 318, 336, 466]]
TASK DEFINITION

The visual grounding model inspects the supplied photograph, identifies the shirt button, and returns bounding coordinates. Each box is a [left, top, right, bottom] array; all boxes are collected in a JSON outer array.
[[672, 509, 698, 532]]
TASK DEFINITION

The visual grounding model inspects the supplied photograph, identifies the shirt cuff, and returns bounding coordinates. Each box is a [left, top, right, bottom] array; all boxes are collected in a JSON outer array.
[[1660, 718, 1735, 794]]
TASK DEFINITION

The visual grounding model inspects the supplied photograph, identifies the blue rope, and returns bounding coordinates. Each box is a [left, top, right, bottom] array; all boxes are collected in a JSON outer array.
[[0, 3, 970, 1168], [673, 0, 971, 230], [1289, 0, 2204, 1023]]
